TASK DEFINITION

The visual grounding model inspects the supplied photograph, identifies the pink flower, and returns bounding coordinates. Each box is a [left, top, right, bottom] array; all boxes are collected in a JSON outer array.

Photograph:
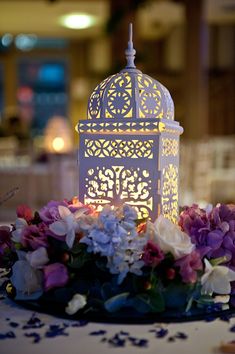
[[16, 204, 33, 223], [142, 240, 164, 268], [175, 250, 202, 284], [43, 263, 69, 291], [21, 224, 49, 250]]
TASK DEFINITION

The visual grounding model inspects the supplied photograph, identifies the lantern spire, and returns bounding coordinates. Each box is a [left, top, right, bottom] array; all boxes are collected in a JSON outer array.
[[125, 23, 136, 69]]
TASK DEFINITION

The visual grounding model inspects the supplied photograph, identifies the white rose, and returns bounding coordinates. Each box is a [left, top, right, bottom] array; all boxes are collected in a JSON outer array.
[[65, 294, 87, 315], [147, 215, 194, 259]]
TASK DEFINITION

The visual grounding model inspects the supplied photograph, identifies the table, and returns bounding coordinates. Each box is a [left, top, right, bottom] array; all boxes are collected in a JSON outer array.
[[0, 298, 234, 354]]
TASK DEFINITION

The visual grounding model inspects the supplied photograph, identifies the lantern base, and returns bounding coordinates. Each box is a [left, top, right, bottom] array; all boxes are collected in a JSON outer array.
[[11, 297, 235, 324]]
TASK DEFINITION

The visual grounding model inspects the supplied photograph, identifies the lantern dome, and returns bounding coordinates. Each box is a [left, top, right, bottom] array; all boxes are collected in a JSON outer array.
[[87, 25, 174, 121]]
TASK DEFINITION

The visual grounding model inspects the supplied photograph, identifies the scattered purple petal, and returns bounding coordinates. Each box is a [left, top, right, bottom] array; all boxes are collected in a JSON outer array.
[[22, 314, 45, 330], [119, 330, 129, 336], [89, 330, 107, 336], [71, 320, 88, 327], [0, 331, 16, 340], [9, 322, 19, 328], [24, 332, 41, 343], [45, 324, 69, 338], [229, 325, 235, 332], [175, 332, 188, 340], [155, 328, 168, 338], [128, 337, 148, 347], [108, 334, 126, 347]]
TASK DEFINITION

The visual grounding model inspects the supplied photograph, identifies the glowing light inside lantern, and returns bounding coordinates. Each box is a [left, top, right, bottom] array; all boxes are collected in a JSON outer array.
[[52, 137, 65, 152]]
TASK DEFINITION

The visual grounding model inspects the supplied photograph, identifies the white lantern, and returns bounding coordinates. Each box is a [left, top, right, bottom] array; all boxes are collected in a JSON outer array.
[[76, 24, 183, 222]]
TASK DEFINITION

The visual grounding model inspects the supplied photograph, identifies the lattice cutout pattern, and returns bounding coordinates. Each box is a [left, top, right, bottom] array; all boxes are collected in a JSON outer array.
[[162, 138, 179, 157], [87, 72, 174, 120], [84, 165, 153, 219], [84, 139, 154, 159], [161, 164, 178, 223]]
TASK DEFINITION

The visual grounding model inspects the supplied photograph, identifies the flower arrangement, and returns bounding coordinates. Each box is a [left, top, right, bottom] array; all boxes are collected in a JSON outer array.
[[1, 198, 235, 320]]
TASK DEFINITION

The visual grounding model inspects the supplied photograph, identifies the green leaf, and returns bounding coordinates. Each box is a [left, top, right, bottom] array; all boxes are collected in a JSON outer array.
[[196, 294, 214, 306], [164, 283, 189, 309], [210, 256, 228, 266], [104, 292, 130, 312], [68, 252, 91, 269], [129, 292, 165, 313], [70, 243, 87, 255]]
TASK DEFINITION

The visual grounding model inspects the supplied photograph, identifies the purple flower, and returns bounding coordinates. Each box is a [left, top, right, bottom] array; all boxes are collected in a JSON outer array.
[[179, 205, 228, 259], [43, 263, 69, 291], [210, 204, 235, 226], [175, 250, 202, 284], [21, 224, 49, 250], [179, 204, 210, 240], [0, 226, 12, 266], [39, 198, 93, 226], [39, 201, 68, 225], [142, 240, 164, 267]]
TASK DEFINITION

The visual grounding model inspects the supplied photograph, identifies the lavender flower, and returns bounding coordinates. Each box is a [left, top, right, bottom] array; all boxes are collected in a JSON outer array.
[[180, 204, 235, 264], [39, 201, 68, 225]]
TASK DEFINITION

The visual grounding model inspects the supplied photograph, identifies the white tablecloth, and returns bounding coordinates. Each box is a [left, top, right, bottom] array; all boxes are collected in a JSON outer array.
[[0, 298, 234, 354]]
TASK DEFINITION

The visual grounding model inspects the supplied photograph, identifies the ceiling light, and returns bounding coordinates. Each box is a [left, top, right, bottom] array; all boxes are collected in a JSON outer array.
[[1, 33, 13, 47], [60, 13, 96, 30]]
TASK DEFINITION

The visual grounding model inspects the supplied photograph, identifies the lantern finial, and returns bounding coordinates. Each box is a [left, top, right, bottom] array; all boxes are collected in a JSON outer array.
[[125, 23, 136, 69]]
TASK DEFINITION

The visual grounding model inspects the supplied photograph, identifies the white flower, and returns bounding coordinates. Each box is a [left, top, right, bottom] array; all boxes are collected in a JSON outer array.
[[26, 247, 49, 268], [11, 218, 27, 243], [148, 215, 194, 259], [214, 295, 230, 304], [201, 259, 235, 295], [65, 294, 87, 315], [49, 206, 87, 248], [11, 260, 43, 294]]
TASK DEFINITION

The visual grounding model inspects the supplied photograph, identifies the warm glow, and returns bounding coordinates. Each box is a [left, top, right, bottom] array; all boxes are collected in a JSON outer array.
[[52, 137, 65, 152], [60, 13, 96, 29]]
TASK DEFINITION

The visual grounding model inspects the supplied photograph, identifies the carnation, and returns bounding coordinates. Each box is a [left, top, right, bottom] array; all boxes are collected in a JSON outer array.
[[175, 250, 202, 283]]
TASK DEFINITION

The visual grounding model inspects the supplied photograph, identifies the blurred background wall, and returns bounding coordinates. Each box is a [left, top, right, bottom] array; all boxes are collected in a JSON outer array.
[[0, 0, 235, 220]]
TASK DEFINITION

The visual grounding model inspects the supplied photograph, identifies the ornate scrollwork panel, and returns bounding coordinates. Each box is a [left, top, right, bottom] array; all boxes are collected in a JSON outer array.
[[84, 165, 153, 219], [161, 164, 178, 223]]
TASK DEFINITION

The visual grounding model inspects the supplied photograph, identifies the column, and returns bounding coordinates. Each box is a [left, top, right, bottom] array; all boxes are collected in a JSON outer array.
[[184, 0, 209, 139]]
